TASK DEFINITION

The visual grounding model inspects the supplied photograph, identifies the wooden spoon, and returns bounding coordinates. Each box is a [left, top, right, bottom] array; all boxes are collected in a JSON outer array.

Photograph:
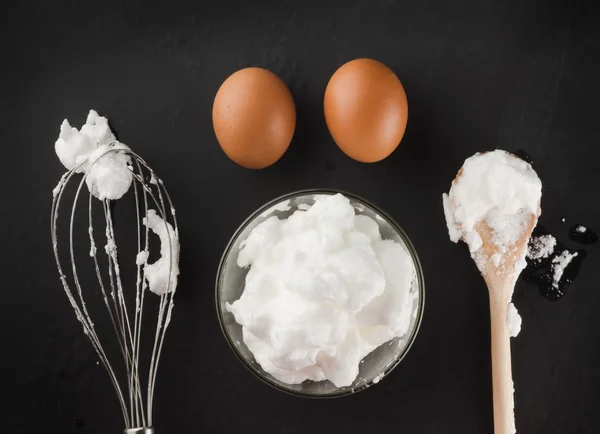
[[451, 162, 540, 434], [475, 215, 538, 434]]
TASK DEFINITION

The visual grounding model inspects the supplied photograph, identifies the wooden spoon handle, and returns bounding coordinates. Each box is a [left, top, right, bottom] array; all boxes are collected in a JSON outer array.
[[489, 298, 516, 434]]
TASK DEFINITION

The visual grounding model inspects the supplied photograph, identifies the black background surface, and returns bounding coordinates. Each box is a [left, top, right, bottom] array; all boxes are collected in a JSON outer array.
[[2, 0, 600, 433]]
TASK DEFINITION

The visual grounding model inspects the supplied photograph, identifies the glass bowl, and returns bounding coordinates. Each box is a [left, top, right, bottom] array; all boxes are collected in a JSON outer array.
[[215, 189, 425, 397]]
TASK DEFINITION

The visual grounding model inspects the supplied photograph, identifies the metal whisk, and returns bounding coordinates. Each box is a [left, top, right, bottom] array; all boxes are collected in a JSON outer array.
[[51, 146, 179, 434]]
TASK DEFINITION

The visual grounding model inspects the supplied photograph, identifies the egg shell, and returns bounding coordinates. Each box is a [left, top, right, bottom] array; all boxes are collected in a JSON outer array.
[[213, 67, 296, 169], [324, 59, 408, 163]]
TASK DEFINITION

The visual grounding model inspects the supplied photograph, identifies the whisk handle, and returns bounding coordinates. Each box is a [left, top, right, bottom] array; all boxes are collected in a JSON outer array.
[[124, 429, 154, 434]]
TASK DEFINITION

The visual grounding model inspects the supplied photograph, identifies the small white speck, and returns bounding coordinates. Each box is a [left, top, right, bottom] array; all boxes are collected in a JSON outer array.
[[575, 225, 587, 233], [236, 340, 240, 346], [136, 251, 148, 265], [561, 217, 566, 223], [373, 373, 383, 384], [52, 183, 62, 198]]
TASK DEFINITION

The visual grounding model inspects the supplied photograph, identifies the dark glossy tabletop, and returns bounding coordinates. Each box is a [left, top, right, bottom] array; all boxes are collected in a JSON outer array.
[[2, 0, 599, 433]]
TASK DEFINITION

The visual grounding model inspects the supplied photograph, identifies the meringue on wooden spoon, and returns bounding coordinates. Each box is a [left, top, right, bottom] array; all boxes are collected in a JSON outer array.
[[443, 150, 542, 434]]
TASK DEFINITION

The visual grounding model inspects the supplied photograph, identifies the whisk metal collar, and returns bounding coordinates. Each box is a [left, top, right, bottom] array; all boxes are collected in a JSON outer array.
[[124, 428, 154, 434]]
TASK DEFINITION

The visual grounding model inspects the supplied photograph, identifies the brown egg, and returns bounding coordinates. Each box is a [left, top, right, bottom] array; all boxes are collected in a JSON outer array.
[[324, 58, 408, 163], [213, 67, 296, 169]]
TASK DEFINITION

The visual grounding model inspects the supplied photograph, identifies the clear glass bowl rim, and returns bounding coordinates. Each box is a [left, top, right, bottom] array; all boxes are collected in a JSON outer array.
[[215, 188, 425, 398]]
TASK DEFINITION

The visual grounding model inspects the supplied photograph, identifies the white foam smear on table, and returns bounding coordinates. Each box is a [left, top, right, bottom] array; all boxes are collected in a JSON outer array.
[[527, 234, 557, 260], [442, 150, 542, 339], [551, 250, 578, 289], [54, 110, 133, 200], [227, 193, 418, 387]]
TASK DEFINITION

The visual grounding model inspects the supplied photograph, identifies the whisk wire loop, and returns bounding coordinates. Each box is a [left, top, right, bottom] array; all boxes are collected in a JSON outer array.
[[51, 147, 178, 430]]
